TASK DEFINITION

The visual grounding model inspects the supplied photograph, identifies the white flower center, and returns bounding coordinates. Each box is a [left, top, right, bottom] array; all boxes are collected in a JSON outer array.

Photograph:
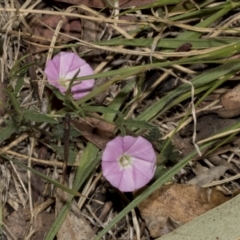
[[119, 154, 132, 167], [59, 77, 69, 88]]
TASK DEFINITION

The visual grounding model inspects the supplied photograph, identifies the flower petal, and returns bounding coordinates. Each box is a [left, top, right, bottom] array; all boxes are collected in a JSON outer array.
[[132, 158, 156, 186], [117, 168, 136, 192], [125, 136, 156, 162], [101, 135, 156, 192], [44, 51, 95, 100], [44, 61, 60, 83], [104, 167, 135, 192], [102, 161, 122, 177], [58, 52, 86, 78], [133, 166, 155, 189], [102, 136, 124, 162]]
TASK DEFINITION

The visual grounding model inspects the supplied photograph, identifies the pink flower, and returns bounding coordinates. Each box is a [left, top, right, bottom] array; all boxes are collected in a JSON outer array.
[[44, 52, 95, 100], [102, 136, 156, 192]]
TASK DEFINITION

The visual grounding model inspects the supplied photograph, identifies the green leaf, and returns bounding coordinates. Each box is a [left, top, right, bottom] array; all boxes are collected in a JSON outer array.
[[0, 121, 18, 144], [144, 127, 162, 142], [51, 145, 77, 164], [15, 71, 26, 93], [5, 90, 23, 122], [23, 110, 57, 124], [46, 84, 66, 101], [52, 123, 82, 139], [103, 80, 135, 121], [137, 61, 240, 122], [159, 138, 181, 164], [95, 38, 239, 49]]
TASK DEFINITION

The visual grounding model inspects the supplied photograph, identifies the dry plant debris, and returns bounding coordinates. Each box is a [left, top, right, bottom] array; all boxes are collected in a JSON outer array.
[[1, 0, 240, 239]]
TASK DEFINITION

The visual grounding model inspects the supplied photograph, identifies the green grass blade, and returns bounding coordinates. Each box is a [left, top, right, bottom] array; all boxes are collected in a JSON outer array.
[[103, 80, 135, 121], [95, 38, 240, 49], [137, 61, 240, 122]]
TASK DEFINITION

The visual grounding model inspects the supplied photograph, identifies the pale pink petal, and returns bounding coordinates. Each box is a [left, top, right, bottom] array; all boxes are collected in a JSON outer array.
[[117, 168, 135, 192], [77, 63, 94, 77], [102, 161, 121, 176], [44, 51, 95, 100], [58, 52, 86, 77], [132, 166, 155, 189], [44, 61, 60, 82], [130, 148, 156, 163], [122, 136, 137, 151], [105, 168, 135, 192], [102, 136, 124, 162], [101, 135, 156, 192], [125, 136, 155, 162], [132, 158, 156, 179]]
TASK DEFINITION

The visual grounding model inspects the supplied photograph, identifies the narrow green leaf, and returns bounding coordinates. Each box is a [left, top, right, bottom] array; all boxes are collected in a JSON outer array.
[[23, 110, 57, 124], [176, 2, 239, 39], [95, 38, 240, 49], [103, 80, 135, 121], [46, 84, 66, 101], [0, 121, 18, 144], [51, 145, 77, 165], [52, 123, 82, 139], [137, 61, 240, 122], [118, 0, 181, 15], [5, 90, 22, 117], [15, 70, 26, 94]]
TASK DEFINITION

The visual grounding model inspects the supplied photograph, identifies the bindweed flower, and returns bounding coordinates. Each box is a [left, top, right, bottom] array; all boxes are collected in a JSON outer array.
[[44, 52, 95, 100], [102, 136, 156, 192]]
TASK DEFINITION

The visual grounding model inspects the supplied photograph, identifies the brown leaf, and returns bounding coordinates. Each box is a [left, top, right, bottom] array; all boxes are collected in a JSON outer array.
[[56, 189, 96, 240], [85, 115, 116, 138], [71, 116, 115, 149], [32, 212, 55, 240], [138, 184, 230, 238], [28, 15, 81, 53], [53, 0, 157, 9], [4, 209, 29, 239], [57, 202, 96, 240], [221, 84, 240, 110]]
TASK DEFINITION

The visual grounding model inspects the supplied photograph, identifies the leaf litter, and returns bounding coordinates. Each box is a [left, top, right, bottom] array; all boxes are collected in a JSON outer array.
[[1, 0, 240, 240]]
